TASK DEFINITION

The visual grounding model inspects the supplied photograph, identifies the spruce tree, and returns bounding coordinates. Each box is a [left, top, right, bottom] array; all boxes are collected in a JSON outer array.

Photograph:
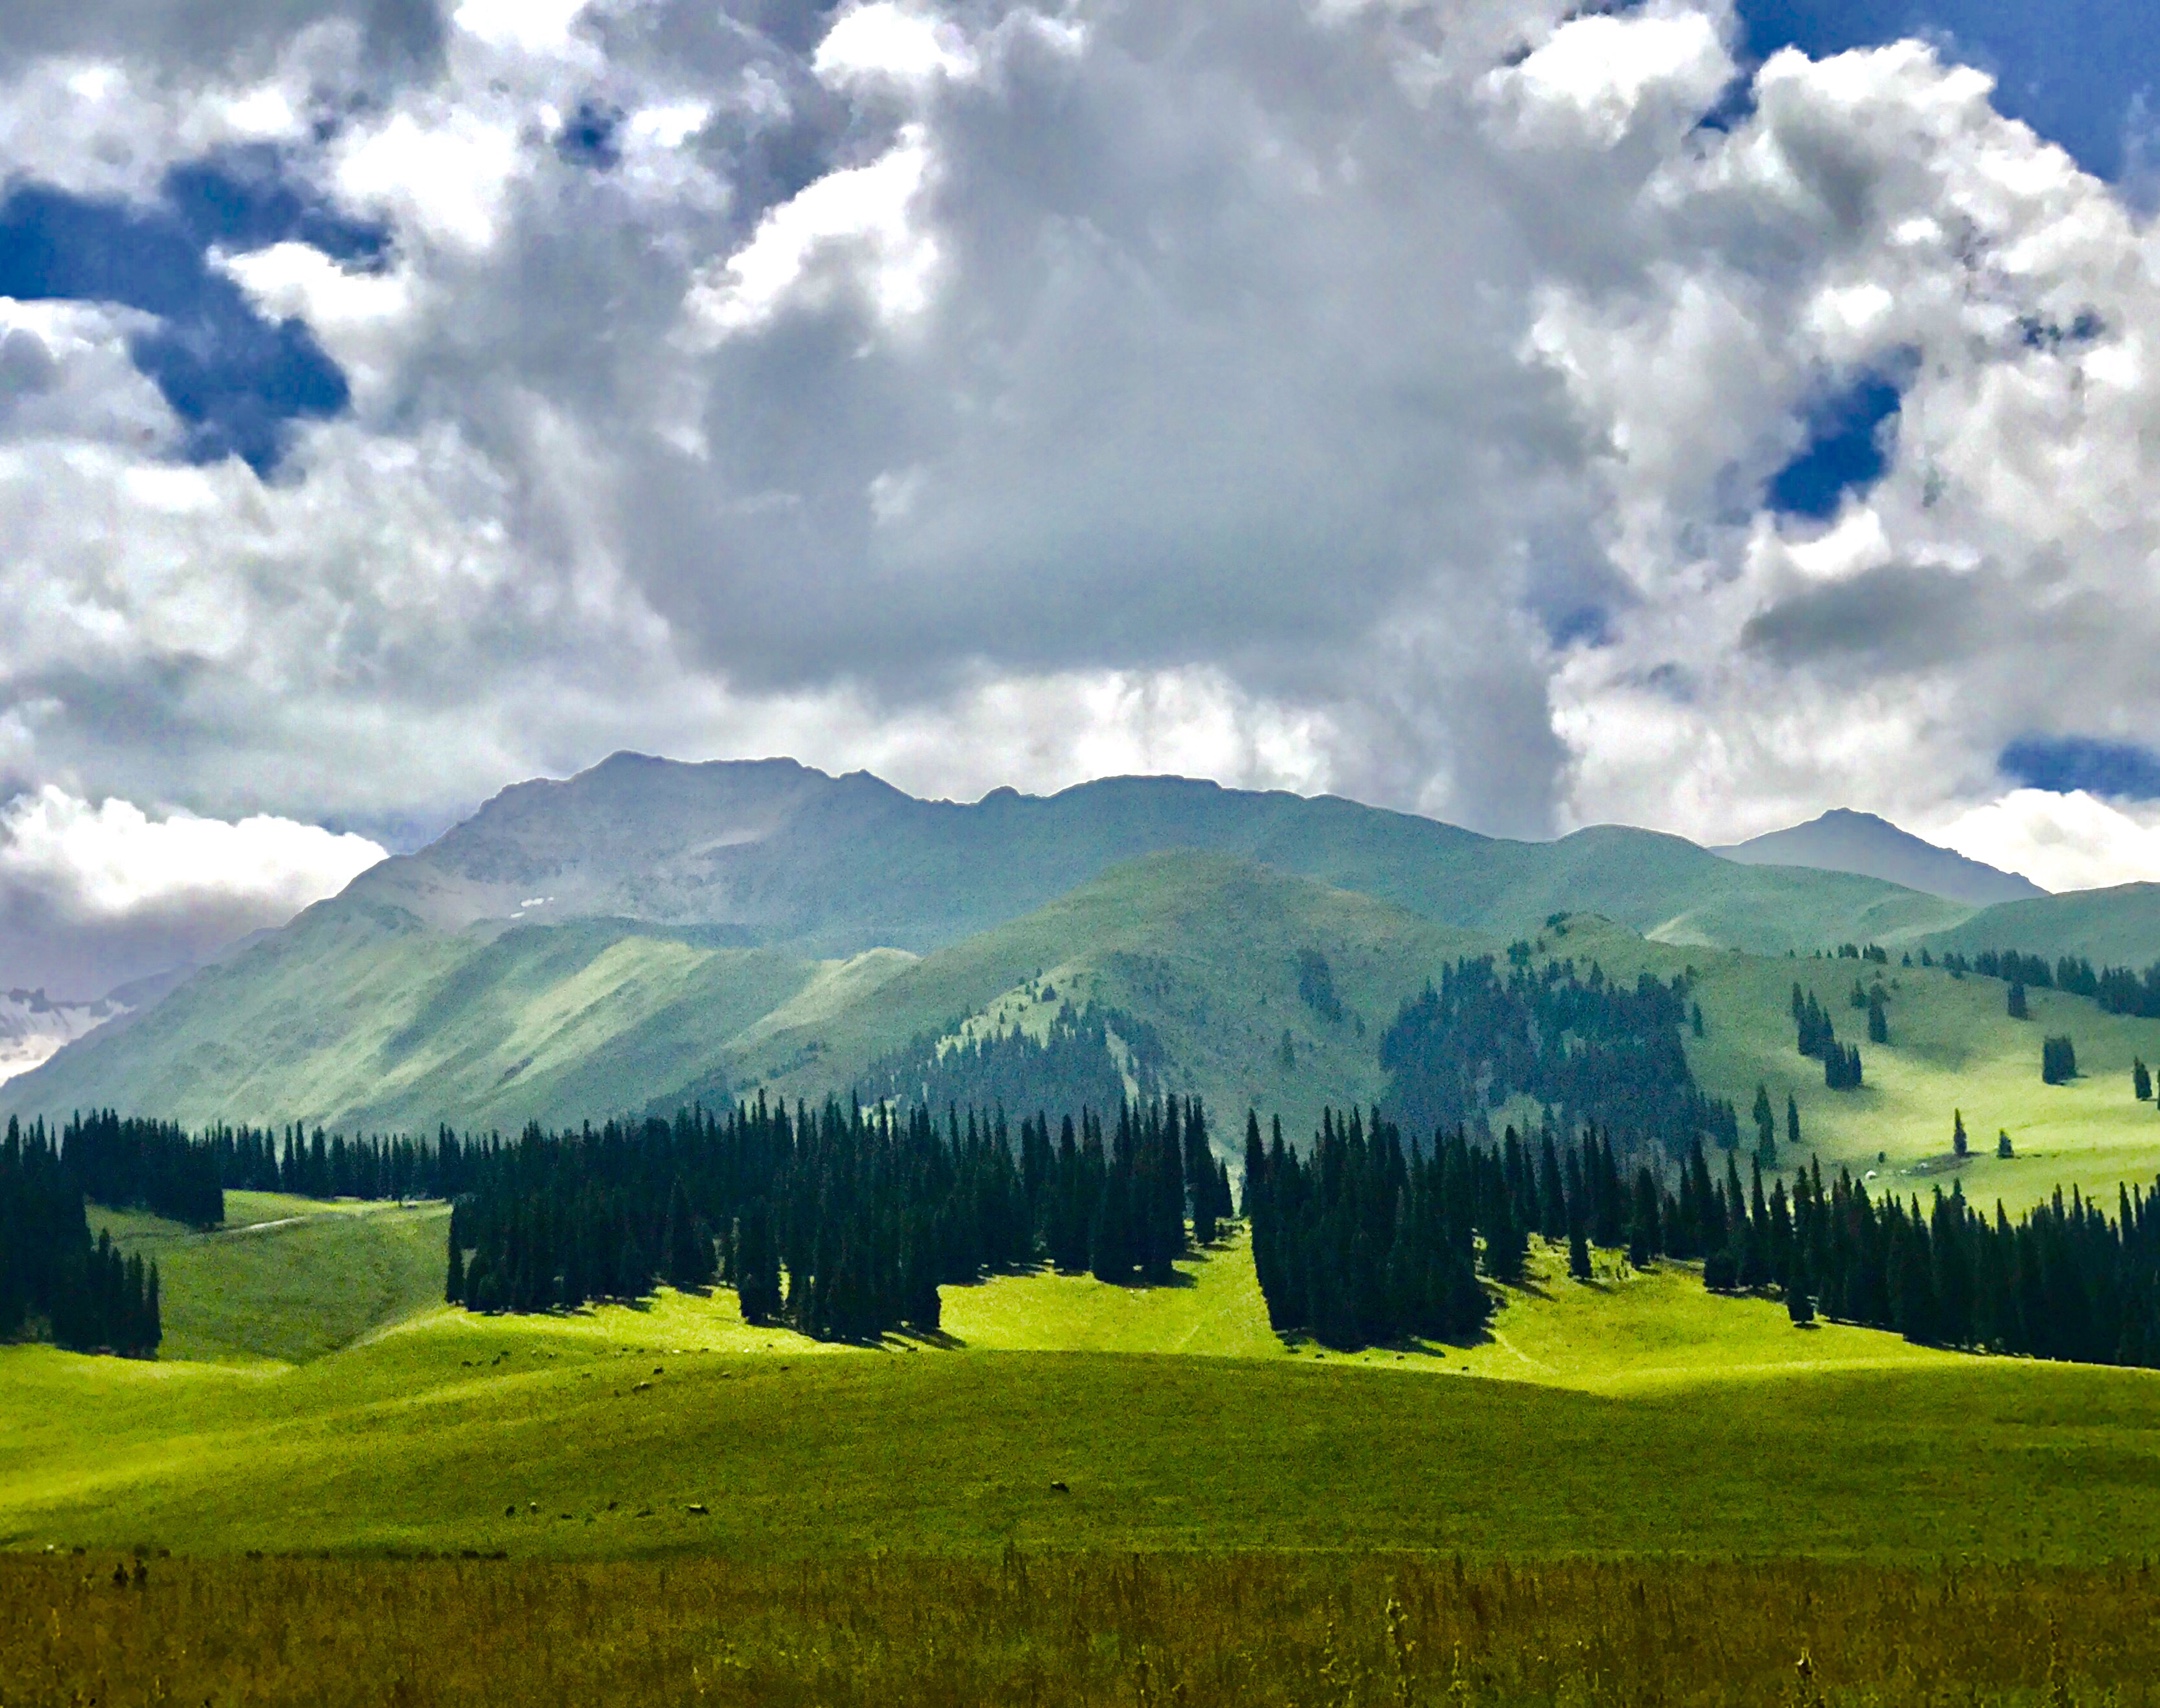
[[445, 1236, 466, 1305], [1952, 1110, 1968, 1158], [2137, 1058, 2153, 1101], [2008, 980, 2029, 1020], [1568, 1224, 1592, 1282]]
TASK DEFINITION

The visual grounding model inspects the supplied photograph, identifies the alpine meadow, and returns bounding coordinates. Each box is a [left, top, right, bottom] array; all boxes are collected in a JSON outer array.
[[6, 757, 2160, 1702], [16, 0, 2160, 1703]]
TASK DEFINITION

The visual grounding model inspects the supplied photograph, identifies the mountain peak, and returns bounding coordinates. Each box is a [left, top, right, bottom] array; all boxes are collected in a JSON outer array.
[[1714, 810, 2045, 908]]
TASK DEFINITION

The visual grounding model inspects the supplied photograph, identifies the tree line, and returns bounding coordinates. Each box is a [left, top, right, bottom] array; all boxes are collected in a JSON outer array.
[[445, 1096, 1235, 1341], [1926, 947, 2160, 1020], [1243, 1109, 1754, 1350], [1705, 1151, 2160, 1368], [0, 1117, 160, 1357], [59, 1110, 223, 1227], [202, 1122, 469, 1202]]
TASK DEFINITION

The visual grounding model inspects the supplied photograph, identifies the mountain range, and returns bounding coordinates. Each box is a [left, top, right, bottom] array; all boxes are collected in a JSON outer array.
[[8, 755, 2158, 1136], [1715, 809, 2045, 908]]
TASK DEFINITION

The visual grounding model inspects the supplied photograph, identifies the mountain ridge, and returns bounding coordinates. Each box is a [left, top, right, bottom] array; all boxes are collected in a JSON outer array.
[[1714, 808, 2045, 908], [4, 754, 1987, 1131]]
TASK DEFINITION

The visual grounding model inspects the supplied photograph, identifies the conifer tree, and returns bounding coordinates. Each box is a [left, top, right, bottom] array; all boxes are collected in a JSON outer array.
[[1952, 1110, 1968, 1158], [2008, 980, 2029, 1020], [2137, 1058, 2152, 1102], [445, 1237, 466, 1305]]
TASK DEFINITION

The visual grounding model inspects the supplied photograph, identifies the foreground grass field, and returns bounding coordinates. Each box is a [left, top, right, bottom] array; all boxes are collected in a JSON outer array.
[[14, 1552, 2159, 1706], [18, 1216, 2160, 1700], [5, 1225, 2160, 1565], [9, 1337, 2160, 1564]]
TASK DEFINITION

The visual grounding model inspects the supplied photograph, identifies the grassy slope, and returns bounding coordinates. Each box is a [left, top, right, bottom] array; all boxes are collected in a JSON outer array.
[[16, 914, 830, 1133], [12, 1210, 2160, 1563], [1925, 881, 2160, 967], [743, 853, 1488, 1142], [2, 1313, 2155, 1563], [14, 857, 2160, 1218], [93, 1193, 451, 1365], [1684, 935, 2160, 1212]]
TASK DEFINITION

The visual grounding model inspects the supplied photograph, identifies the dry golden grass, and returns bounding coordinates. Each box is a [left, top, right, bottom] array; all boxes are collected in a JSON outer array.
[[9, 1550, 2157, 1706]]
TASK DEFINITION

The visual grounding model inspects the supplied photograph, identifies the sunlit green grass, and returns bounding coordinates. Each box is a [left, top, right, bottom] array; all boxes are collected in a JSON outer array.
[[92, 1193, 450, 1365], [10, 1208, 2160, 1565], [4, 1322, 2158, 1563]]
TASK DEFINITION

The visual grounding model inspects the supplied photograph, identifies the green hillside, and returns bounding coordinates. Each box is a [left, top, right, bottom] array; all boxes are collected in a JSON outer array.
[[1925, 881, 2160, 967], [14, 852, 2160, 1218], [1468, 916, 2160, 1215], [91, 1193, 449, 1365], [4, 1289, 2157, 1563], [10, 913, 836, 1133]]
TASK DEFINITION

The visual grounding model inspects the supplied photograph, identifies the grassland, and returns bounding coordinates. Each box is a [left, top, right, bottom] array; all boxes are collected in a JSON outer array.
[[17, 848, 2160, 1226], [8, 1211, 2160, 1565], [17, 1209, 2160, 1701], [91, 1192, 450, 1365], [14, 1552, 2158, 1706]]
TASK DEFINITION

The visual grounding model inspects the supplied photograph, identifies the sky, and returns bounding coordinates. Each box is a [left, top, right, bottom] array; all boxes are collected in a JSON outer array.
[[3, 0, 2160, 993]]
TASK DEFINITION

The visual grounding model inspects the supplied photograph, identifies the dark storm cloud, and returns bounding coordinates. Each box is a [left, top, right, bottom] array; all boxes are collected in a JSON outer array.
[[1740, 562, 1977, 670], [0, 0, 443, 77]]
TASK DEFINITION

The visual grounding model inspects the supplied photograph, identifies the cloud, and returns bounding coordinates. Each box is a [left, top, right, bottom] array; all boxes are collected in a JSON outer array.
[[0, 787, 383, 995], [0, 0, 2159, 987], [1931, 790, 2160, 896]]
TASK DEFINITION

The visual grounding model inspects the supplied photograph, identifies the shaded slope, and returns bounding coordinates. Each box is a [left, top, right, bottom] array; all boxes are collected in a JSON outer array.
[[1715, 809, 2044, 907], [1923, 883, 2160, 969]]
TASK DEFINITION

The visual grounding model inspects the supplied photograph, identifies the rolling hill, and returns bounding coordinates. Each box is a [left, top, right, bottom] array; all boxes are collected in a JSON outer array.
[[1922, 881, 2160, 969]]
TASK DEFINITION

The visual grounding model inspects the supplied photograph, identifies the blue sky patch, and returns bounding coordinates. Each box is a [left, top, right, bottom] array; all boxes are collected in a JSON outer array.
[[558, 99, 625, 170], [1767, 374, 1901, 519], [0, 149, 386, 475], [2001, 735, 2160, 800], [1741, 0, 2157, 182]]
